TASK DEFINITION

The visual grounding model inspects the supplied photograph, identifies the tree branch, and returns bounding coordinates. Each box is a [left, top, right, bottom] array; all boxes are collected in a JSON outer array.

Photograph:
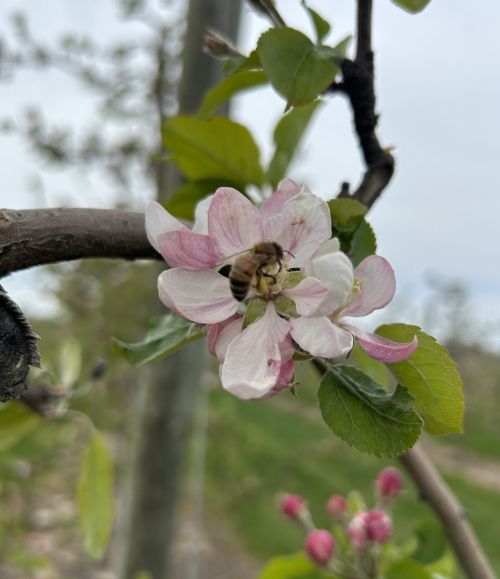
[[0, 208, 159, 278], [335, 0, 394, 208], [400, 445, 496, 579]]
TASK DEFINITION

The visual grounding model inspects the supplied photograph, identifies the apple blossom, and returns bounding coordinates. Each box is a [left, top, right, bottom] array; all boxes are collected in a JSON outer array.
[[376, 467, 403, 501], [146, 179, 416, 400], [304, 529, 335, 567], [348, 509, 392, 550], [280, 493, 307, 520], [325, 494, 348, 520]]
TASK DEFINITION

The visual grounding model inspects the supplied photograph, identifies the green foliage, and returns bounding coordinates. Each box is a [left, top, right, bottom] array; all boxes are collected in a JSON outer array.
[[386, 558, 433, 578], [259, 553, 330, 578], [390, 0, 432, 14], [413, 519, 447, 564], [301, 1, 331, 43], [112, 313, 204, 367], [257, 28, 339, 109], [163, 116, 264, 187], [351, 343, 390, 387], [198, 70, 268, 117], [0, 402, 40, 452], [328, 198, 367, 233], [318, 365, 422, 456], [267, 101, 322, 187], [376, 324, 464, 435], [349, 219, 377, 266], [224, 49, 261, 75], [77, 429, 115, 560]]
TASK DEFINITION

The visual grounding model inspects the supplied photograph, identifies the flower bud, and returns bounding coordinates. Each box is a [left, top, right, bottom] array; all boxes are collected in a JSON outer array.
[[365, 509, 392, 543], [376, 467, 402, 500], [280, 494, 306, 520], [348, 510, 392, 550], [305, 529, 335, 567], [325, 494, 348, 520], [203, 29, 240, 59]]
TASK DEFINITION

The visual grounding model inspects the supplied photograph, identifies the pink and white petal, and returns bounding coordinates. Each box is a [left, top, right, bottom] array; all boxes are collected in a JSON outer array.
[[212, 317, 244, 362], [342, 256, 396, 317], [291, 317, 353, 359], [306, 250, 354, 315], [158, 268, 238, 324], [310, 237, 341, 259], [158, 230, 221, 268], [145, 200, 188, 252], [347, 324, 417, 363], [283, 277, 329, 316], [192, 194, 214, 234], [259, 178, 300, 220], [221, 303, 291, 399], [208, 187, 264, 257], [207, 314, 241, 358], [264, 186, 331, 267]]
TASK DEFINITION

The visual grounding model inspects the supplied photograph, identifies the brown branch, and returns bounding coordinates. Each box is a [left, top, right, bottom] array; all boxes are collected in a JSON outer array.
[[335, 0, 394, 208], [0, 208, 160, 278], [400, 445, 496, 579]]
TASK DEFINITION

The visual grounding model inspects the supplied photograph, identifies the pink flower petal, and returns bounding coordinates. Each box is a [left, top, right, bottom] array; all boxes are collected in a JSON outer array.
[[264, 186, 331, 267], [158, 230, 221, 268], [291, 317, 353, 359], [208, 187, 264, 257], [145, 200, 188, 252], [342, 256, 396, 317], [305, 247, 354, 315], [283, 277, 329, 316], [347, 324, 417, 363], [207, 315, 241, 358], [192, 194, 214, 234], [221, 303, 291, 399], [158, 268, 238, 324], [259, 179, 301, 220]]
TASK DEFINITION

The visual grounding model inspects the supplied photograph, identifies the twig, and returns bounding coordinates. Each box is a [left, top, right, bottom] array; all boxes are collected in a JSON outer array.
[[400, 445, 496, 579], [245, 0, 286, 27], [334, 0, 394, 208], [0, 208, 159, 278]]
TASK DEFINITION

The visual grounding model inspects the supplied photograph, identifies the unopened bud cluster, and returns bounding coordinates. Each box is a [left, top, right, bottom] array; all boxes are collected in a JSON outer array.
[[278, 467, 403, 575]]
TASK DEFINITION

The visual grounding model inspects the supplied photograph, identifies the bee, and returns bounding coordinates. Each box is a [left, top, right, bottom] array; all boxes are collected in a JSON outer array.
[[228, 241, 285, 302]]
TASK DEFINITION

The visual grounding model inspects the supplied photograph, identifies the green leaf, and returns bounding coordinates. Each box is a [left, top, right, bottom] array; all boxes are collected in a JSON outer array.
[[351, 343, 390, 387], [349, 218, 377, 266], [329, 35, 352, 59], [267, 101, 322, 187], [259, 553, 330, 579], [376, 324, 464, 435], [163, 116, 264, 187], [225, 49, 262, 75], [198, 70, 268, 117], [0, 402, 40, 452], [328, 198, 367, 233], [301, 1, 331, 43], [243, 298, 266, 328], [413, 519, 447, 565], [164, 179, 222, 221], [77, 429, 115, 559], [386, 558, 433, 579], [257, 28, 339, 108], [318, 365, 422, 457], [112, 313, 204, 367], [390, 0, 432, 14]]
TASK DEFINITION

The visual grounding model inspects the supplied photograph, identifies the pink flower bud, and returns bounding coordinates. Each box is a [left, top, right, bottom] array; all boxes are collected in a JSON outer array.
[[280, 494, 306, 520], [376, 467, 402, 500], [203, 29, 239, 58], [305, 529, 335, 567], [326, 494, 348, 519], [348, 510, 392, 550], [365, 509, 392, 543]]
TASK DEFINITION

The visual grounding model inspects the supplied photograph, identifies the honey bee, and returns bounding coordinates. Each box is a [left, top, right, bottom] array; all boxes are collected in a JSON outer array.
[[228, 241, 285, 302]]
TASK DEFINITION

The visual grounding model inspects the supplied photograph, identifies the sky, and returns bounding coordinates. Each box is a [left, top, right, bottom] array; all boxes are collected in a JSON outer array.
[[0, 0, 499, 347]]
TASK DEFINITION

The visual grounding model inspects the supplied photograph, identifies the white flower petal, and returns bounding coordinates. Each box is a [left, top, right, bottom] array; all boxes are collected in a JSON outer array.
[[211, 317, 244, 363], [305, 248, 354, 315], [342, 256, 396, 317], [192, 194, 214, 234], [145, 200, 188, 252], [158, 268, 238, 324], [291, 317, 353, 358], [259, 179, 300, 220], [264, 186, 331, 267], [208, 187, 264, 257], [283, 277, 329, 316], [221, 303, 290, 399]]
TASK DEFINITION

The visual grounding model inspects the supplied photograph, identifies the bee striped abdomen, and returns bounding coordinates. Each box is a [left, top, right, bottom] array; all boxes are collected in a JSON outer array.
[[229, 261, 253, 301]]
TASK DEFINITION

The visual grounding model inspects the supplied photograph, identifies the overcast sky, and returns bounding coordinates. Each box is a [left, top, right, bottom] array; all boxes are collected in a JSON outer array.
[[1, 0, 499, 347]]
